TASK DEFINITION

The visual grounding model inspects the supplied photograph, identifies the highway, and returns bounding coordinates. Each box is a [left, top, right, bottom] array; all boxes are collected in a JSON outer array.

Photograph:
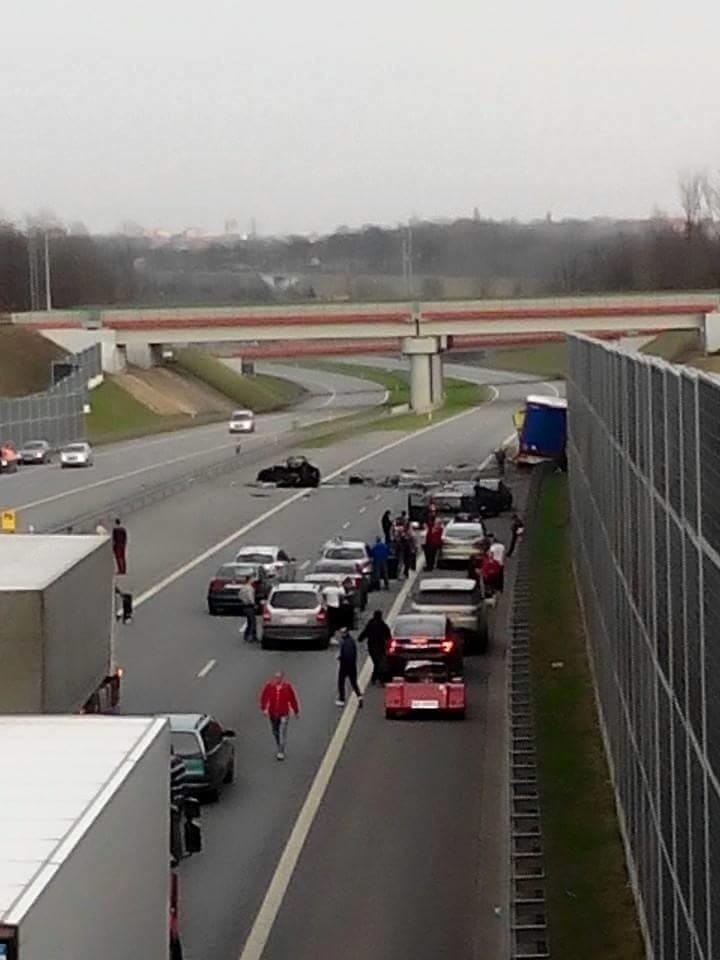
[[113, 375, 538, 960], [0, 365, 384, 534]]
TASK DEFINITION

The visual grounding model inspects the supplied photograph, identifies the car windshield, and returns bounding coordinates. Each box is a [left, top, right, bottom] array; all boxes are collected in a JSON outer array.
[[431, 495, 462, 511], [393, 616, 445, 638], [316, 562, 356, 575], [65, 444, 86, 452], [24, 441, 46, 449], [218, 564, 255, 579], [232, 411, 252, 419], [325, 547, 365, 561], [171, 731, 202, 758], [405, 663, 449, 682], [237, 552, 274, 565], [287, 457, 306, 468], [445, 525, 484, 540], [271, 590, 319, 609], [416, 588, 477, 606]]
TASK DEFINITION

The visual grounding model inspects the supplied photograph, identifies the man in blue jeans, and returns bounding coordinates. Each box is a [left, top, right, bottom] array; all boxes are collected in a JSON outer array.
[[336, 627, 364, 708], [370, 536, 390, 589]]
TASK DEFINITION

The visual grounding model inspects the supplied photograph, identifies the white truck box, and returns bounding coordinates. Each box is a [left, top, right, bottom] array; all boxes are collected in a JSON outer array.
[[0, 716, 169, 959], [0, 535, 117, 713]]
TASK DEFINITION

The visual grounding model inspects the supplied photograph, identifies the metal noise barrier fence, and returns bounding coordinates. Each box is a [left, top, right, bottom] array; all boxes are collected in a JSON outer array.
[[0, 343, 101, 447], [507, 463, 551, 960], [567, 333, 720, 960]]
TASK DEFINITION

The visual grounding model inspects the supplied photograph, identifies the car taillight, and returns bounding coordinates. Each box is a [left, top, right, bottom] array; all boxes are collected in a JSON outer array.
[[441, 639, 455, 654], [317, 608, 327, 623], [262, 605, 272, 622], [210, 579, 228, 591], [388, 638, 398, 653]]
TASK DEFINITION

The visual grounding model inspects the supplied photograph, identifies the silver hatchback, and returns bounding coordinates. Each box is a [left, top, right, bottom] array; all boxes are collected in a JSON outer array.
[[437, 519, 486, 567], [411, 577, 489, 653], [261, 582, 330, 649]]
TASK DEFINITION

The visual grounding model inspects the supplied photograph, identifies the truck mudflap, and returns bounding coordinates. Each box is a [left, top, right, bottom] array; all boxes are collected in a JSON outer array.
[[80, 670, 123, 714]]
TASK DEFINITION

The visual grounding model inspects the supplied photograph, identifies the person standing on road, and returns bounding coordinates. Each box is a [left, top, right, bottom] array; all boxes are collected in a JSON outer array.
[[381, 509, 393, 544], [494, 447, 507, 476], [488, 534, 506, 592], [112, 518, 128, 575], [370, 536, 390, 590], [260, 671, 300, 761], [236, 577, 257, 642], [398, 525, 416, 578], [424, 519, 443, 571], [507, 513, 525, 557], [336, 626, 363, 707], [358, 610, 391, 685]]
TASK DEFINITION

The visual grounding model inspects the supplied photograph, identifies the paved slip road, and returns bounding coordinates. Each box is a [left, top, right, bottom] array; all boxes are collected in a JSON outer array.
[[0, 365, 385, 533], [113, 376, 544, 960]]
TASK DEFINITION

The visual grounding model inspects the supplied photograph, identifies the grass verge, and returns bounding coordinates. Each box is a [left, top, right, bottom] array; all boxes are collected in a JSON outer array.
[[300, 376, 490, 447], [484, 342, 568, 378], [529, 472, 643, 960], [640, 329, 700, 362], [175, 349, 306, 411], [85, 379, 220, 445]]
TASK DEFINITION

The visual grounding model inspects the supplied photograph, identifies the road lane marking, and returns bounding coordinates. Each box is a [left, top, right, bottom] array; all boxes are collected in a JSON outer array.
[[342, 521, 350, 529], [299, 560, 310, 571], [358, 506, 366, 514], [134, 399, 495, 609], [237, 562, 423, 960], [543, 381, 561, 397], [197, 659, 217, 678]]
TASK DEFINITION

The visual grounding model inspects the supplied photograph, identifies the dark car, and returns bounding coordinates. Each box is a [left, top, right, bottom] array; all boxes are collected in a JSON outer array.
[[312, 559, 369, 610], [207, 562, 270, 615], [19, 439, 52, 464], [167, 713, 236, 802], [408, 489, 475, 524], [468, 478, 513, 516], [386, 612, 464, 676], [256, 455, 321, 488]]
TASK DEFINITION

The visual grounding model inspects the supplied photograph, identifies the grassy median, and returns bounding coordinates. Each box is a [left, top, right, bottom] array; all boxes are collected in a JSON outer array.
[[530, 472, 643, 960], [175, 349, 306, 411]]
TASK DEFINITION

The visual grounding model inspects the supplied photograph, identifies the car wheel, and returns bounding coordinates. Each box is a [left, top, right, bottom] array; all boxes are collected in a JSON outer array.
[[205, 787, 220, 803], [208, 602, 218, 616], [223, 761, 235, 785], [261, 636, 273, 650], [477, 625, 489, 654], [385, 708, 397, 720], [453, 709, 466, 721]]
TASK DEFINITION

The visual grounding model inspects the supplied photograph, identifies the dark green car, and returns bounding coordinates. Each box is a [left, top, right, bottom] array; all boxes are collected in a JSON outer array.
[[167, 713, 236, 802]]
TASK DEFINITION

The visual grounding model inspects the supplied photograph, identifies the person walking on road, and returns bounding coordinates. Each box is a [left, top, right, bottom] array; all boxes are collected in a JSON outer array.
[[358, 609, 391, 685], [112, 518, 128, 575], [507, 513, 525, 557], [259, 671, 300, 761], [370, 536, 390, 590], [424, 520, 443, 572], [381, 509, 393, 544], [494, 447, 507, 476], [236, 576, 257, 642], [336, 626, 363, 707]]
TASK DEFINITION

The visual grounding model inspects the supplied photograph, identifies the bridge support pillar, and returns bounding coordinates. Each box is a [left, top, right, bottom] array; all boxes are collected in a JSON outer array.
[[704, 311, 720, 353], [125, 342, 163, 368], [402, 336, 442, 413]]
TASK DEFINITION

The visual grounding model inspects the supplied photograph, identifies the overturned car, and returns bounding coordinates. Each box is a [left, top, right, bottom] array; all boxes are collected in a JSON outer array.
[[256, 455, 321, 488]]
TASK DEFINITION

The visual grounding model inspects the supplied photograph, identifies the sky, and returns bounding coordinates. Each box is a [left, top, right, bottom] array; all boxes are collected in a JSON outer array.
[[2, 0, 720, 236]]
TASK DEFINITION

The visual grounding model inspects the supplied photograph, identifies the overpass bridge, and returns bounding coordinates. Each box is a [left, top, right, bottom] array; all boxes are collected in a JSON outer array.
[[13, 293, 720, 412]]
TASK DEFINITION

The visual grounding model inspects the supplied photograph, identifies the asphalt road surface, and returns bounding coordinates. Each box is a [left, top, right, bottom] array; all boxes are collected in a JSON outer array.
[[0, 365, 385, 533], [114, 377, 542, 960]]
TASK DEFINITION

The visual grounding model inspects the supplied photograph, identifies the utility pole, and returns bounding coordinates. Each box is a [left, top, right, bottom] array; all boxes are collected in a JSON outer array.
[[44, 230, 52, 311]]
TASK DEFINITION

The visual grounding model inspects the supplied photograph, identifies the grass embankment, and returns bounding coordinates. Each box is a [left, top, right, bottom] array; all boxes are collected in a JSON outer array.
[[529, 473, 643, 960], [484, 342, 568, 379], [175, 349, 306, 412], [85, 379, 212, 445], [298, 360, 490, 446], [0, 326, 68, 396]]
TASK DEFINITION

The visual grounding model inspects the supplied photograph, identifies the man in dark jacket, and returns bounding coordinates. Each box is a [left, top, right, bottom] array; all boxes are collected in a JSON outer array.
[[381, 510, 393, 544], [370, 536, 390, 589], [358, 609, 391, 684], [112, 518, 128, 575], [336, 626, 363, 707]]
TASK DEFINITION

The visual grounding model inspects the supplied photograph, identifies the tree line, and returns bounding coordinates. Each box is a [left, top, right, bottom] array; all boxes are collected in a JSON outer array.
[[2, 182, 720, 311]]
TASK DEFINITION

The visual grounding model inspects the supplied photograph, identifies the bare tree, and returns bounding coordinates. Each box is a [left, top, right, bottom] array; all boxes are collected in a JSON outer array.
[[679, 171, 705, 238]]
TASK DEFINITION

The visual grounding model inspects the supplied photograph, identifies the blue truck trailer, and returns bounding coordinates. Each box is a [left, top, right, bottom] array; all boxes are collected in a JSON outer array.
[[515, 394, 568, 466]]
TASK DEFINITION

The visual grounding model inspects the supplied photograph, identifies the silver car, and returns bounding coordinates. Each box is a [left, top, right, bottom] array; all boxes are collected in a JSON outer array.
[[411, 576, 489, 652], [229, 409, 255, 433], [437, 519, 486, 567], [261, 582, 330, 649], [60, 441, 94, 468], [235, 545, 294, 582]]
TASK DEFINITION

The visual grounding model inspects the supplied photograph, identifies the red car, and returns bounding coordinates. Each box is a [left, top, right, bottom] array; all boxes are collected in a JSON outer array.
[[385, 660, 466, 720]]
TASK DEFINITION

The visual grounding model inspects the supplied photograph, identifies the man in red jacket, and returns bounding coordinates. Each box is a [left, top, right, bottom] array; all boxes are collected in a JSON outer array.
[[423, 519, 444, 572], [259, 671, 300, 761]]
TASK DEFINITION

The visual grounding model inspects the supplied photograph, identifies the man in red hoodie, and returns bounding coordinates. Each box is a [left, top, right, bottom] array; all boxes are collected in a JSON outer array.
[[424, 519, 444, 572], [259, 671, 300, 761]]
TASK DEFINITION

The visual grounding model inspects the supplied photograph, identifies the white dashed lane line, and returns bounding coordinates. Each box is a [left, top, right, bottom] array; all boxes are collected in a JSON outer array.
[[299, 560, 311, 571], [197, 659, 217, 679]]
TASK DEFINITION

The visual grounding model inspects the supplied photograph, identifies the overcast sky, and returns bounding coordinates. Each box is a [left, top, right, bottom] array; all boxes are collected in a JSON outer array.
[[2, 0, 720, 235]]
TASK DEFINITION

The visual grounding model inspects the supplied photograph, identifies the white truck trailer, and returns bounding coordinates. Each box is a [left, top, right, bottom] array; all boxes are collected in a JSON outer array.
[[0, 534, 122, 713], [0, 715, 170, 959]]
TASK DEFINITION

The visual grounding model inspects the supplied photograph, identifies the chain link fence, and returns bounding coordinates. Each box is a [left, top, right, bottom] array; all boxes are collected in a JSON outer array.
[[0, 344, 101, 448], [568, 333, 720, 959]]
